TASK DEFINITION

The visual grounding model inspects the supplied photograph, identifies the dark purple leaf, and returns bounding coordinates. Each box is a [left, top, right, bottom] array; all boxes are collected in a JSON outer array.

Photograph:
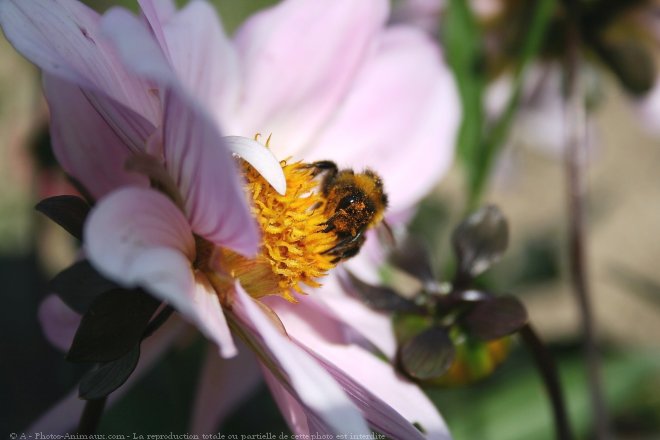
[[388, 235, 435, 282], [398, 326, 455, 380], [67, 289, 159, 363], [49, 260, 119, 314], [452, 205, 508, 280], [341, 272, 424, 314], [463, 295, 528, 341], [79, 344, 140, 400], [35, 195, 90, 240]]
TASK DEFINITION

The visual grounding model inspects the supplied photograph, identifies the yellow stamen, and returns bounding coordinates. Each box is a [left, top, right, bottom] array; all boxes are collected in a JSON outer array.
[[215, 159, 338, 302]]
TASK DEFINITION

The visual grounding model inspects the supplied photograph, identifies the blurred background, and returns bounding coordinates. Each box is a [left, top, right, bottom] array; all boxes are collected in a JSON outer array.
[[2, 0, 660, 439]]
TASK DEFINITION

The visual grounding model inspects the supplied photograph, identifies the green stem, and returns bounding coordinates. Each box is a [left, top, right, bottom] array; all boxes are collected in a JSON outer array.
[[467, 0, 555, 209]]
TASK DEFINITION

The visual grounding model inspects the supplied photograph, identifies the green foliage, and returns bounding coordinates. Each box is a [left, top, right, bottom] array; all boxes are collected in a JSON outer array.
[[442, 0, 556, 209], [428, 348, 660, 440], [442, 0, 486, 208]]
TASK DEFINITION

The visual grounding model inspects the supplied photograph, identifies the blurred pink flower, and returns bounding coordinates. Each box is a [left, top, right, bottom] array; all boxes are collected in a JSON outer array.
[[1, 0, 458, 438]]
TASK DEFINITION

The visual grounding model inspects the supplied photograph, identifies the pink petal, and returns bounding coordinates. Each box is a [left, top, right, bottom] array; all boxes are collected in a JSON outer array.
[[263, 369, 352, 435], [261, 367, 310, 434], [233, 0, 389, 158], [190, 341, 262, 434], [38, 295, 81, 352], [232, 284, 370, 435], [43, 74, 149, 199], [103, 3, 241, 134], [84, 187, 195, 270], [100, 9, 260, 256], [84, 187, 237, 357], [138, 0, 176, 52], [162, 90, 260, 256], [100, 7, 174, 86], [224, 136, 287, 195], [160, 0, 241, 129], [262, 367, 340, 435], [306, 26, 459, 213], [82, 85, 158, 155], [312, 352, 445, 440], [314, 274, 398, 358], [191, 273, 237, 358], [0, 0, 159, 123], [29, 316, 186, 434], [270, 297, 451, 440]]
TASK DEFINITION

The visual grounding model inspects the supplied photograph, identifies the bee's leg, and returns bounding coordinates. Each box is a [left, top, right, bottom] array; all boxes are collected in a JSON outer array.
[[337, 244, 362, 261], [323, 229, 365, 256], [326, 233, 366, 263]]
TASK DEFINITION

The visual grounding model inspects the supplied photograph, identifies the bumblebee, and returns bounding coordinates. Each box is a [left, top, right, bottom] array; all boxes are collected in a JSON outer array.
[[308, 161, 388, 262]]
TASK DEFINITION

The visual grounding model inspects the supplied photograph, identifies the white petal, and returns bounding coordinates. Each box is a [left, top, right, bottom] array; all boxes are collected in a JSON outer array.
[[223, 136, 287, 195]]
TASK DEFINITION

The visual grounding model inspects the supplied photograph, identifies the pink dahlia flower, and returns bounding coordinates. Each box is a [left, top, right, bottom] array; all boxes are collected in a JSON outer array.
[[1, 0, 459, 438]]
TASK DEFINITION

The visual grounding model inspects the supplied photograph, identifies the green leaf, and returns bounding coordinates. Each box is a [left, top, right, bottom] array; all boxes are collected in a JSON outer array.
[[49, 260, 119, 314], [67, 289, 160, 363], [442, 0, 485, 186], [459, 0, 556, 208], [79, 345, 140, 400], [35, 195, 90, 240]]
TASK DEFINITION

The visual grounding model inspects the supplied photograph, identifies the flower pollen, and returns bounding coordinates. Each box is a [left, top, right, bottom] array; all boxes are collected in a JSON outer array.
[[216, 159, 339, 302]]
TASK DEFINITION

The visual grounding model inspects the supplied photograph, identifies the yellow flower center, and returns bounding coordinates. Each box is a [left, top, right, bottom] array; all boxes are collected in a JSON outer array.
[[213, 158, 339, 302]]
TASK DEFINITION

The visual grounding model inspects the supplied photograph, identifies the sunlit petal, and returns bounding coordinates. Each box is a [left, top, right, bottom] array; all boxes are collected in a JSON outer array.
[[233, 0, 389, 157], [224, 136, 287, 195], [162, 91, 260, 256], [270, 297, 451, 440], [0, 0, 159, 122], [306, 26, 459, 212], [232, 284, 370, 436]]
